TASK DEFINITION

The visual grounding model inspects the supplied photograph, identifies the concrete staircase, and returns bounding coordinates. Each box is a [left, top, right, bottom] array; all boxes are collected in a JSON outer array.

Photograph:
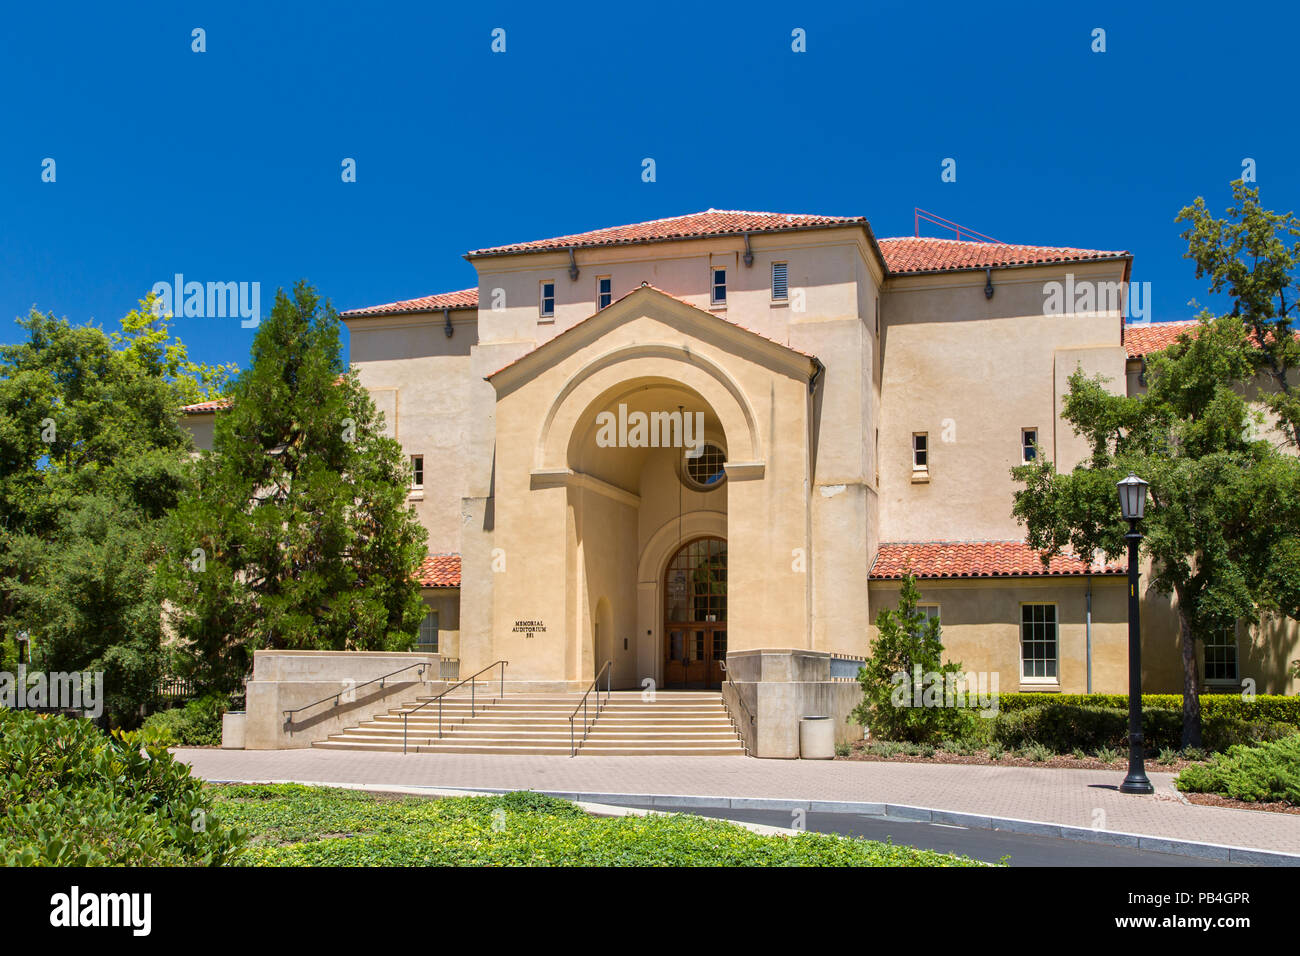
[[313, 689, 746, 756]]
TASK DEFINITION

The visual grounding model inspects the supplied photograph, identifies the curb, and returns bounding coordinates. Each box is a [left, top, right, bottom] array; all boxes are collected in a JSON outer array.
[[426, 785, 1300, 867]]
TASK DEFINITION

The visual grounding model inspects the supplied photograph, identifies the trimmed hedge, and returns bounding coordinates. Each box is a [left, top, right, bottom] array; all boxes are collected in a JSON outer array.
[[0, 709, 246, 865], [992, 693, 1300, 727], [991, 701, 1292, 754], [1176, 735, 1300, 804]]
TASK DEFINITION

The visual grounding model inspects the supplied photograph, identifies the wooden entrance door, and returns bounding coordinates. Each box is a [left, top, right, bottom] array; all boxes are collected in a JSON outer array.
[[663, 538, 726, 690]]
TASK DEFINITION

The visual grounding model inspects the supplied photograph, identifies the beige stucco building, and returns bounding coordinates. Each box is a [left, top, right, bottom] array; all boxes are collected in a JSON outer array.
[[184, 210, 1299, 756]]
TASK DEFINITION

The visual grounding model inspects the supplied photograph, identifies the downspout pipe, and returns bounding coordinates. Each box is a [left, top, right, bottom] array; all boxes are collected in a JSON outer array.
[[1086, 570, 1093, 694]]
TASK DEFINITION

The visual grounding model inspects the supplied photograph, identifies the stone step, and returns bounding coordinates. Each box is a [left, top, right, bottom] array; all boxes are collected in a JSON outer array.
[[314, 690, 745, 757]]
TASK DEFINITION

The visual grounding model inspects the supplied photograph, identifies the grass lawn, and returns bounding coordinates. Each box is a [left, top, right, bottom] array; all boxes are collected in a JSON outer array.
[[210, 784, 991, 867]]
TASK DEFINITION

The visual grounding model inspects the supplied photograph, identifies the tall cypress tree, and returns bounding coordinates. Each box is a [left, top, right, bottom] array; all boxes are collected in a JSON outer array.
[[164, 282, 428, 693]]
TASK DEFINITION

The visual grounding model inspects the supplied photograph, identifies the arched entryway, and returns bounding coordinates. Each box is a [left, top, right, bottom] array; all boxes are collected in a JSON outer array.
[[663, 536, 727, 689]]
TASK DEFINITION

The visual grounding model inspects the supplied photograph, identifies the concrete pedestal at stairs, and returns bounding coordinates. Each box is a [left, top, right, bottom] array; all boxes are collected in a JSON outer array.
[[724, 649, 863, 759]]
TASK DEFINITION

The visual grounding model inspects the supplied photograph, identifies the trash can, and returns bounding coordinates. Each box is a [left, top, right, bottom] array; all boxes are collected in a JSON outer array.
[[799, 715, 835, 759], [221, 711, 246, 750]]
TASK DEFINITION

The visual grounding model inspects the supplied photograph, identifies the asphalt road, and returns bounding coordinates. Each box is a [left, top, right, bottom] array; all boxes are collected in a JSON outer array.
[[606, 801, 1243, 867]]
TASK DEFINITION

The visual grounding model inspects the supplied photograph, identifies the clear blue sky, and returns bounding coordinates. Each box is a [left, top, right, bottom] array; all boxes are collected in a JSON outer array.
[[2, 1, 1295, 371]]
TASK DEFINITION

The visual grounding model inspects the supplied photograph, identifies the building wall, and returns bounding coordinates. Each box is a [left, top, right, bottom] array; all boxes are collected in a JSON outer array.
[[868, 576, 1133, 695], [346, 308, 482, 553], [422, 588, 460, 660], [878, 260, 1129, 543]]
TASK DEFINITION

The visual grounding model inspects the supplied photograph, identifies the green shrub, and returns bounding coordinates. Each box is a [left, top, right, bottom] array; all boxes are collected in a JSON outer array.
[[1176, 735, 1300, 804], [0, 709, 246, 865], [834, 742, 851, 757], [1094, 746, 1121, 763], [140, 693, 228, 747], [991, 702, 1290, 755], [852, 575, 976, 745], [1021, 743, 1052, 762]]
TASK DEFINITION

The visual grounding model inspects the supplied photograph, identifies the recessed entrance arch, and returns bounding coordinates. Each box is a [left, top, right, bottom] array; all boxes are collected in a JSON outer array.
[[663, 536, 727, 689]]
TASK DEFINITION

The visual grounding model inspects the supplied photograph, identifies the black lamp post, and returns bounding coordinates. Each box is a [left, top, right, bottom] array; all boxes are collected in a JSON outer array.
[[1117, 473, 1154, 795]]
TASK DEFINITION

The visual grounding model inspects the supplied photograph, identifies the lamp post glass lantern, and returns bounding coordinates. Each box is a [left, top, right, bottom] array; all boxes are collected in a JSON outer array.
[[1117, 472, 1148, 521], [1117, 472, 1154, 795]]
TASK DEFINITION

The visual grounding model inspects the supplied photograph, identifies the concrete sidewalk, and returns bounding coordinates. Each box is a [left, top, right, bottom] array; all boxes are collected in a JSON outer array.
[[177, 748, 1300, 858]]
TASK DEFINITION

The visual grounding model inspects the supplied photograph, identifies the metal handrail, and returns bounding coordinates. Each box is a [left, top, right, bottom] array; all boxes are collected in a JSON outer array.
[[568, 660, 612, 756], [721, 662, 755, 755], [282, 660, 429, 723], [401, 660, 508, 754]]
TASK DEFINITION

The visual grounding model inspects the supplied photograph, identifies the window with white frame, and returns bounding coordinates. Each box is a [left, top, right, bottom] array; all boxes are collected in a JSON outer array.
[[771, 262, 788, 301], [596, 275, 612, 310], [540, 280, 555, 318], [909, 603, 941, 640], [1021, 603, 1058, 681], [417, 610, 439, 652], [912, 432, 928, 471], [711, 268, 727, 305], [1021, 428, 1038, 463], [1204, 626, 1239, 682], [410, 454, 424, 489]]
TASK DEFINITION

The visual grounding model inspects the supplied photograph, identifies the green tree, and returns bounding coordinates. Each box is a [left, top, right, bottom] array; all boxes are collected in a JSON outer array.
[[1176, 181, 1300, 448], [111, 294, 238, 405], [1012, 187, 1300, 747], [852, 574, 973, 743], [163, 282, 428, 693], [0, 308, 199, 724]]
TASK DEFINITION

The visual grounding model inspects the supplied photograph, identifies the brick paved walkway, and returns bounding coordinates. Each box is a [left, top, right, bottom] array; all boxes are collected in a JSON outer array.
[[177, 748, 1300, 855]]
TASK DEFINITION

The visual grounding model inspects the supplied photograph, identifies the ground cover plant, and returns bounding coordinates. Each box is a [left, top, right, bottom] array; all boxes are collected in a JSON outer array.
[[212, 784, 991, 867]]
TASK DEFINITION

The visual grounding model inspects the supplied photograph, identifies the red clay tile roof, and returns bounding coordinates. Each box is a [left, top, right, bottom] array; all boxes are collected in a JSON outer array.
[[877, 237, 1129, 275], [467, 210, 868, 257], [347, 212, 1131, 316], [1123, 319, 1300, 359], [179, 398, 232, 414], [341, 287, 478, 318], [869, 541, 1125, 580], [1123, 320, 1199, 358], [416, 553, 461, 588]]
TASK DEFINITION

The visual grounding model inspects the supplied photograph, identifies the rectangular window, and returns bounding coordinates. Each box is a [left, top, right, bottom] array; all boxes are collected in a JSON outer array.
[[596, 276, 612, 310], [912, 604, 941, 639], [540, 280, 555, 318], [410, 454, 424, 488], [417, 610, 439, 653], [771, 262, 788, 301], [912, 432, 928, 470], [712, 268, 727, 305], [1204, 626, 1239, 682], [1021, 604, 1058, 681], [1022, 428, 1038, 463], [875, 297, 880, 337]]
